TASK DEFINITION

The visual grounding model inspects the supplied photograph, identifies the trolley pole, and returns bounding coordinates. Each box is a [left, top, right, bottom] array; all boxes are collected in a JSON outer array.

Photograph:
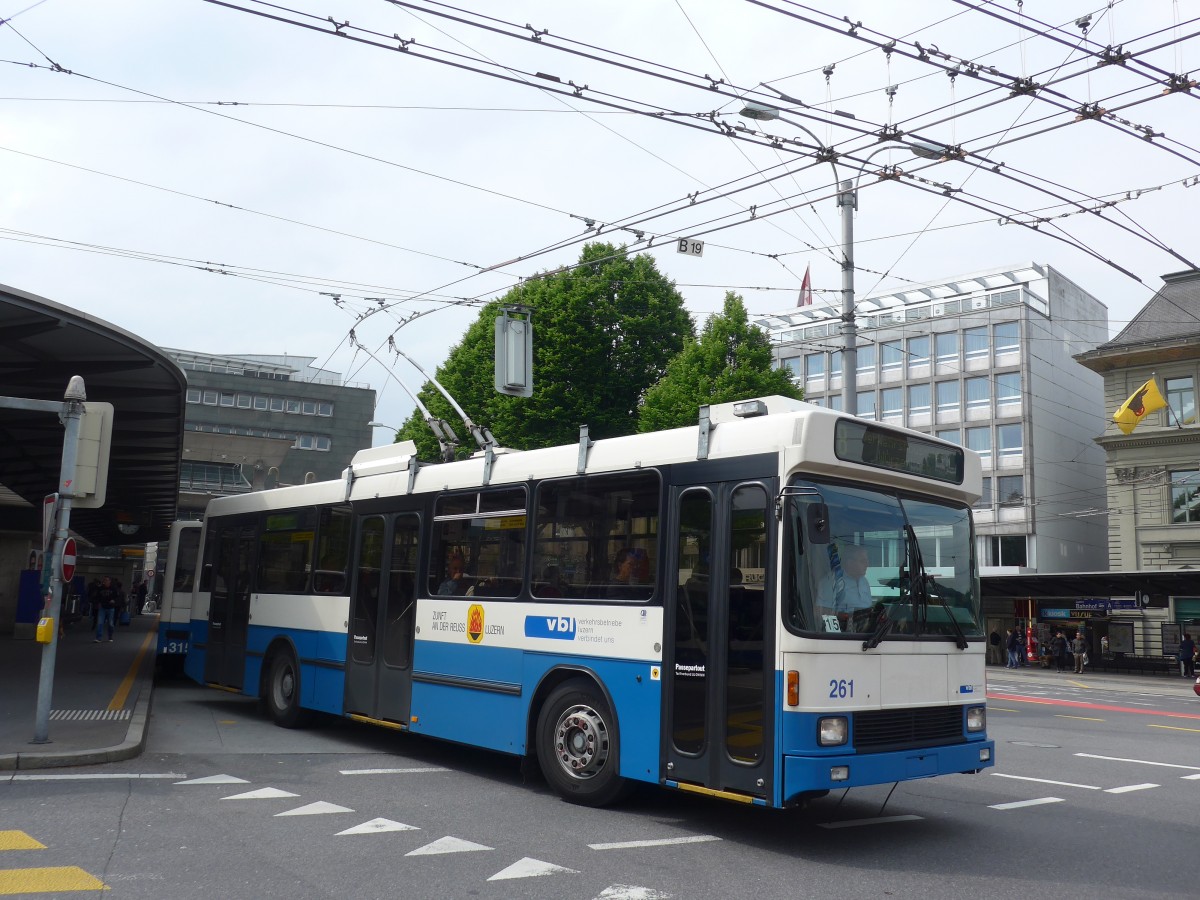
[[32, 376, 87, 744]]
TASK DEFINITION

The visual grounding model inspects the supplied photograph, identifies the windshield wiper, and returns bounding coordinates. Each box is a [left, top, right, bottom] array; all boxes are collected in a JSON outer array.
[[862, 606, 893, 651], [905, 523, 968, 650]]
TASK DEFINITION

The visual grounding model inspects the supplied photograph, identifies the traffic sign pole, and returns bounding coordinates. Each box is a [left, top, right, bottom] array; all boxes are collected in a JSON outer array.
[[33, 377, 87, 745]]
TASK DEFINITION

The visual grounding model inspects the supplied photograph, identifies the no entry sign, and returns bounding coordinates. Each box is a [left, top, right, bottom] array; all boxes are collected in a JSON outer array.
[[61, 538, 77, 582]]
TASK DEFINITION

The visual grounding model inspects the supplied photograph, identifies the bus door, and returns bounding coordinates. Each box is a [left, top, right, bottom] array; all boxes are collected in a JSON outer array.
[[665, 479, 775, 799], [344, 511, 420, 726], [204, 516, 258, 689]]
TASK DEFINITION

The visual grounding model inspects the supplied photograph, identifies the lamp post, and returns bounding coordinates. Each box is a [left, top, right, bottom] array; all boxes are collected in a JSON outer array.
[[736, 100, 956, 417]]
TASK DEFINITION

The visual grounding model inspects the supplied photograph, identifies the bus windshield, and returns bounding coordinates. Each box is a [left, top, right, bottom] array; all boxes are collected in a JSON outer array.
[[784, 477, 981, 641]]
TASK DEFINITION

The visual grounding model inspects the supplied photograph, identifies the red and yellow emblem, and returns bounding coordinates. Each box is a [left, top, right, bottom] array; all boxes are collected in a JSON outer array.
[[466, 604, 485, 644]]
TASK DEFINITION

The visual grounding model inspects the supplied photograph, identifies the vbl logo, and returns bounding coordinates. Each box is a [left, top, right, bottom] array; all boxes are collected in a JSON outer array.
[[524, 615, 577, 640]]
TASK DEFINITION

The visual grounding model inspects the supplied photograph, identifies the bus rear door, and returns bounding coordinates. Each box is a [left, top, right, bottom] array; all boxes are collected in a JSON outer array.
[[203, 515, 257, 689], [344, 511, 420, 726]]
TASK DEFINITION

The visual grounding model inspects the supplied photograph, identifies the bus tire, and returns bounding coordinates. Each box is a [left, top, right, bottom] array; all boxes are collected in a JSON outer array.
[[535, 679, 630, 807], [265, 649, 308, 729]]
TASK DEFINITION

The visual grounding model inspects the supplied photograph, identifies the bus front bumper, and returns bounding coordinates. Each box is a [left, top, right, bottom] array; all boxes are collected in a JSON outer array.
[[783, 739, 995, 801]]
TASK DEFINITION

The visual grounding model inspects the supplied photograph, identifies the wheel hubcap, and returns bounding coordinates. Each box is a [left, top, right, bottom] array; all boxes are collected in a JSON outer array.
[[553, 704, 610, 781], [275, 665, 294, 706]]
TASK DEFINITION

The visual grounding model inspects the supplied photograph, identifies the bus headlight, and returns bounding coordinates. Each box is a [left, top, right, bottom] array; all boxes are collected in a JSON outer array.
[[966, 706, 986, 732], [818, 716, 848, 746]]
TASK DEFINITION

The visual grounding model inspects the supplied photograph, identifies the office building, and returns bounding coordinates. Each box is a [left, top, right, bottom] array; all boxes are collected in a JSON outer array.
[[755, 262, 1110, 575]]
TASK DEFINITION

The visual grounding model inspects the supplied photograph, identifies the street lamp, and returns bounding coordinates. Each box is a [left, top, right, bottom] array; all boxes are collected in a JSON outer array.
[[368, 421, 397, 430]]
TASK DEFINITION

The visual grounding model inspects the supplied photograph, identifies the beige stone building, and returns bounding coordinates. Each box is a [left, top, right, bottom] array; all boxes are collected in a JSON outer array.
[[1075, 268, 1200, 631]]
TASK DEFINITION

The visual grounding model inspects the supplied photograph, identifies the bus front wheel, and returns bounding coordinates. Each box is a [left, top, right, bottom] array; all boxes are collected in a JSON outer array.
[[536, 679, 630, 807], [265, 649, 308, 729]]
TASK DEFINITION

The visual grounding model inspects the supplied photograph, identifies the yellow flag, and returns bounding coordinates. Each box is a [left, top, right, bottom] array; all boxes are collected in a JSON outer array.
[[1113, 377, 1167, 434]]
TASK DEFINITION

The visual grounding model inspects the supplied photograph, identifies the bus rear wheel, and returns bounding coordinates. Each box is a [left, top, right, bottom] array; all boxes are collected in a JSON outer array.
[[536, 679, 630, 807], [265, 649, 308, 729]]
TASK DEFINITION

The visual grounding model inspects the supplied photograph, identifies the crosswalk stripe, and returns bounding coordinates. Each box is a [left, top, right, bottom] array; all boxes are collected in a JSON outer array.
[[175, 775, 248, 785], [989, 797, 1063, 810]]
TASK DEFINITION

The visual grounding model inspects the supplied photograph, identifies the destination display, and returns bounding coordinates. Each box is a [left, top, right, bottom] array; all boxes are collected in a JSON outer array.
[[834, 420, 964, 485]]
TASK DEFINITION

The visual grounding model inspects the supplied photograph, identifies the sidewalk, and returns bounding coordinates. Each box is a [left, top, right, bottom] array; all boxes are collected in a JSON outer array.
[[987, 660, 1198, 696], [0, 610, 157, 771]]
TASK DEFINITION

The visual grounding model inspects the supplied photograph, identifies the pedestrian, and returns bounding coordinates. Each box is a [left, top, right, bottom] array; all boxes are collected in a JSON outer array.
[[133, 579, 148, 616], [989, 629, 1001, 665], [1005, 628, 1021, 668], [1051, 630, 1069, 672], [93, 575, 119, 642], [1071, 630, 1088, 674], [1179, 633, 1196, 678]]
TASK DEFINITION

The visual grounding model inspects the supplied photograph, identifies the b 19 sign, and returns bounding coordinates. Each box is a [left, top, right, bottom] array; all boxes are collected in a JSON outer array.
[[676, 238, 704, 257]]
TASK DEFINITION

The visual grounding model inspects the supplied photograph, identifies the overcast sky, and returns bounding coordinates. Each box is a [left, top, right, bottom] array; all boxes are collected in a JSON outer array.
[[3, 0, 1197, 443]]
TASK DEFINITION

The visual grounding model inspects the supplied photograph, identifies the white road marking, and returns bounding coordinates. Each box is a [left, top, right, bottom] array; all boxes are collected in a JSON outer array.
[[9, 773, 186, 780], [221, 787, 299, 800], [406, 836, 492, 856], [818, 815, 923, 829], [1181, 774, 1200, 781], [589, 835, 721, 850], [337, 818, 420, 836], [991, 773, 1100, 790], [594, 887, 673, 900], [1103, 783, 1159, 794], [338, 767, 449, 775], [487, 858, 579, 881], [175, 775, 248, 785], [989, 797, 1064, 810], [275, 801, 354, 816], [1076, 753, 1200, 771]]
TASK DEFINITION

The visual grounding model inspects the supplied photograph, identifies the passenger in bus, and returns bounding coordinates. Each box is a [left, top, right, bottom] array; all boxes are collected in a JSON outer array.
[[816, 543, 874, 626], [437, 551, 469, 596], [608, 547, 649, 600]]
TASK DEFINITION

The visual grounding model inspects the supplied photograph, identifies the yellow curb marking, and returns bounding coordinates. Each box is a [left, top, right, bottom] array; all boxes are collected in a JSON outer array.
[[108, 628, 155, 711], [0, 832, 45, 851], [0, 866, 108, 894]]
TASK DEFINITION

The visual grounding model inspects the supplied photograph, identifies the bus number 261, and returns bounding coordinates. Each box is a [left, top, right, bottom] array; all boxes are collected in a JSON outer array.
[[828, 679, 854, 699]]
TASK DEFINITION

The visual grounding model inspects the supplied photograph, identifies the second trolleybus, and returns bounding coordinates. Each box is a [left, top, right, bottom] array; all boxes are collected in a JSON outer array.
[[180, 395, 994, 807]]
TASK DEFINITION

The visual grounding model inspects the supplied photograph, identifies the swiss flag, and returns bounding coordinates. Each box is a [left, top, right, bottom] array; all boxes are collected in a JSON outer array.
[[798, 265, 812, 307]]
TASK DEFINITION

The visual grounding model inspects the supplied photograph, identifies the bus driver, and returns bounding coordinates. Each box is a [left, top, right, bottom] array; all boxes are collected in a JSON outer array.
[[816, 543, 874, 627]]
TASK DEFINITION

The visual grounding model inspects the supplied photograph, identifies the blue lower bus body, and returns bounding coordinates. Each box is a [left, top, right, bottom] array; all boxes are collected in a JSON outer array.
[[156, 621, 192, 658], [186, 620, 993, 807]]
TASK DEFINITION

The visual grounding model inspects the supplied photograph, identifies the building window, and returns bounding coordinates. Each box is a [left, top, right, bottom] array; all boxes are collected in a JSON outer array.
[[829, 351, 842, 378], [270, 397, 285, 412], [881, 340, 903, 374], [253, 396, 268, 411], [907, 336, 930, 369], [286, 399, 301, 414], [805, 354, 825, 383], [828, 394, 843, 412], [907, 383, 931, 414], [219, 393, 235, 407], [974, 476, 992, 509], [1171, 470, 1200, 523], [965, 377, 990, 412], [964, 326, 989, 361], [298, 434, 314, 450], [856, 343, 876, 375], [966, 426, 991, 465], [186, 389, 201, 404], [302, 400, 317, 416], [856, 391, 876, 419], [780, 356, 801, 375], [236, 393, 252, 409], [988, 535, 1027, 567], [935, 332, 958, 365], [315, 435, 332, 451], [202, 390, 218, 406], [936, 427, 961, 445], [997, 474, 1024, 505], [1166, 376, 1195, 425], [997, 423, 1023, 458], [936, 380, 959, 415], [995, 372, 1021, 406], [880, 387, 903, 420], [317, 402, 334, 417], [993, 321, 1019, 355]]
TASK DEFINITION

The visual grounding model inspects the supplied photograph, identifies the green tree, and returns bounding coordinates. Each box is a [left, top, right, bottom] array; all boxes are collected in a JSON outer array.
[[396, 243, 694, 458], [637, 291, 802, 432]]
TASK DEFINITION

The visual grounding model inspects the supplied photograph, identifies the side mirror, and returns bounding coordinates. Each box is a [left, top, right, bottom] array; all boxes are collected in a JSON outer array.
[[805, 503, 830, 545]]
